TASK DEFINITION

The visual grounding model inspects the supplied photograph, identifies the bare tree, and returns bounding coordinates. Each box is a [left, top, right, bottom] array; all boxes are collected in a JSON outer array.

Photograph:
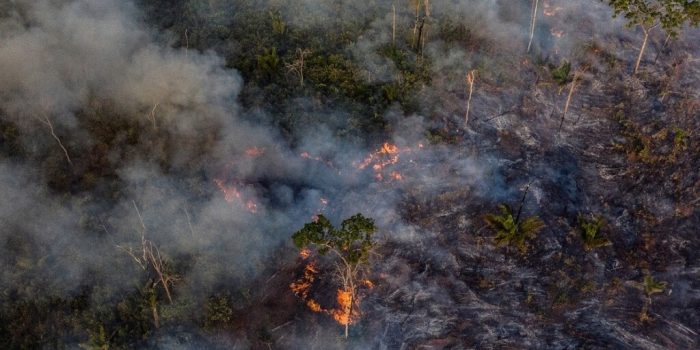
[[465, 70, 477, 126], [117, 201, 180, 327], [148, 103, 159, 130], [392, 4, 397, 46], [285, 48, 312, 87], [37, 115, 72, 166], [559, 66, 588, 131], [527, 0, 540, 52]]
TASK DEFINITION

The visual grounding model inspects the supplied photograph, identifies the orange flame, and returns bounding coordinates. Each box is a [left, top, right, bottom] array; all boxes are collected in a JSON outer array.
[[214, 178, 241, 203], [550, 29, 564, 38], [543, 0, 562, 16], [213, 179, 258, 214], [289, 261, 318, 300], [331, 288, 357, 326], [245, 147, 265, 157], [355, 142, 411, 182], [245, 200, 258, 213]]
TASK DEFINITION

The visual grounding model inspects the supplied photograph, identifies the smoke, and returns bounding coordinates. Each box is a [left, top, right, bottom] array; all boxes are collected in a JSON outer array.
[[1, 0, 699, 348]]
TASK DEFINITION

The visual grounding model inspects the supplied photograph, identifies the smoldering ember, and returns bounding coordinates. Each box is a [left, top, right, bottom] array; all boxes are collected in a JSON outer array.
[[0, 0, 698, 349]]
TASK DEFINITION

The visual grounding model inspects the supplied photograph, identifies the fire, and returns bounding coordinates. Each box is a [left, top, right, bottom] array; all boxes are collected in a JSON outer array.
[[214, 178, 241, 202], [244, 147, 265, 157], [356, 142, 400, 170], [213, 178, 259, 214], [354, 142, 413, 182], [307, 299, 322, 312], [543, 0, 563, 16], [245, 200, 258, 213], [389, 171, 403, 181], [331, 288, 357, 326], [289, 250, 369, 328], [300, 151, 339, 173], [289, 261, 318, 300], [550, 29, 565, 38]]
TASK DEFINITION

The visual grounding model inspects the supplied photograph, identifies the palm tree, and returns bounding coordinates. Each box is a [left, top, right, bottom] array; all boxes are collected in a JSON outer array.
[[484, 204, 545, 253], [578, 215, 611, 251]]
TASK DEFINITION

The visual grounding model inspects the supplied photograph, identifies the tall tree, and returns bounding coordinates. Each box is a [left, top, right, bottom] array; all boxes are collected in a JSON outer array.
[[605, 0, 700, 73], [292, 214, 376, 338]]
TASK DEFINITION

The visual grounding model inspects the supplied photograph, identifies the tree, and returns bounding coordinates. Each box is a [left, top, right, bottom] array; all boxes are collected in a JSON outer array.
[[605, 0, 700, 74], [291, 214, 376, 338], [577, 214, 611, 251], [285, 48, 312, 87], [639, 274, 667, 322], [484, 204, 545, 253], [116, 201, 179, 328]]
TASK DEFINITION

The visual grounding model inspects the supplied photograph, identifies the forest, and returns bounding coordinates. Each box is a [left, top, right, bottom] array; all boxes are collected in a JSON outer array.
[[0, 0, 699, 349]]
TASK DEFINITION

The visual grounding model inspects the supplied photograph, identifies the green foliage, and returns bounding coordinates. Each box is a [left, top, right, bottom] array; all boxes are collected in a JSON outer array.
[[484, 204, 545, 253], [577, 214, 611, 250], [550, 61, 572, 85], [270, 11, 286, 35], [292, 214, 376, 265], [643, 275, 667, 297], [256, 47, 281, 80], [203, 294, 234, 330], [81, 324, 109, 350], [605, 0, 700, 37]]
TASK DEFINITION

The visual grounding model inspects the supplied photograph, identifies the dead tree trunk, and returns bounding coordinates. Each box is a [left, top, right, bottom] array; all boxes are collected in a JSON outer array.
[[527, 0, 539, 52], [465, 70, 477, 126], [634, 24, 658, 74], [38, 115, 72, 166]]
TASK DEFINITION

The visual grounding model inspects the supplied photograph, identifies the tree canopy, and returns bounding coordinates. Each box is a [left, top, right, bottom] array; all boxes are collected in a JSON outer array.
[[292, 213, 376, 265], [606, 0, 700, 36]]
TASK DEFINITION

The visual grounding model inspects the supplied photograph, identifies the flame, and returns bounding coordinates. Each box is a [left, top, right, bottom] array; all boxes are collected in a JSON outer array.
[[214, 178, 241, 202], [290, 251, 372, 328], [300, 151, 339, 173], [245, 200, 258, 213], [354, 142, 411, 182], [307, 299, 322, 312], [543, 0, 562, 16], [331, 288, 356, 326], [244, 147, 265, 157], [213, 178, 258, 214], [289, 261, 318, 300], [550, 29, 564, 38]]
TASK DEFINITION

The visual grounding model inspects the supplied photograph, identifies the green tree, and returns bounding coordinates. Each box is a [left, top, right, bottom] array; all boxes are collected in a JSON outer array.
[[291, 214, 376, 338], [639, 274, 667, 321], [484, 204, 545, 253], [605, 0, 700, 73], [577, 214, 611, 250]]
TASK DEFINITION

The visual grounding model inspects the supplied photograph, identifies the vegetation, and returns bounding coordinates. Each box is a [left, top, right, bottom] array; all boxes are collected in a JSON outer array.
[[292, 214, 377, 338], [484, 204, 545, 254], [605, 0, 700, 73], [577, 214, 611, 250], [639, 274, 667, 322], [550, 60, 572, 85]]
